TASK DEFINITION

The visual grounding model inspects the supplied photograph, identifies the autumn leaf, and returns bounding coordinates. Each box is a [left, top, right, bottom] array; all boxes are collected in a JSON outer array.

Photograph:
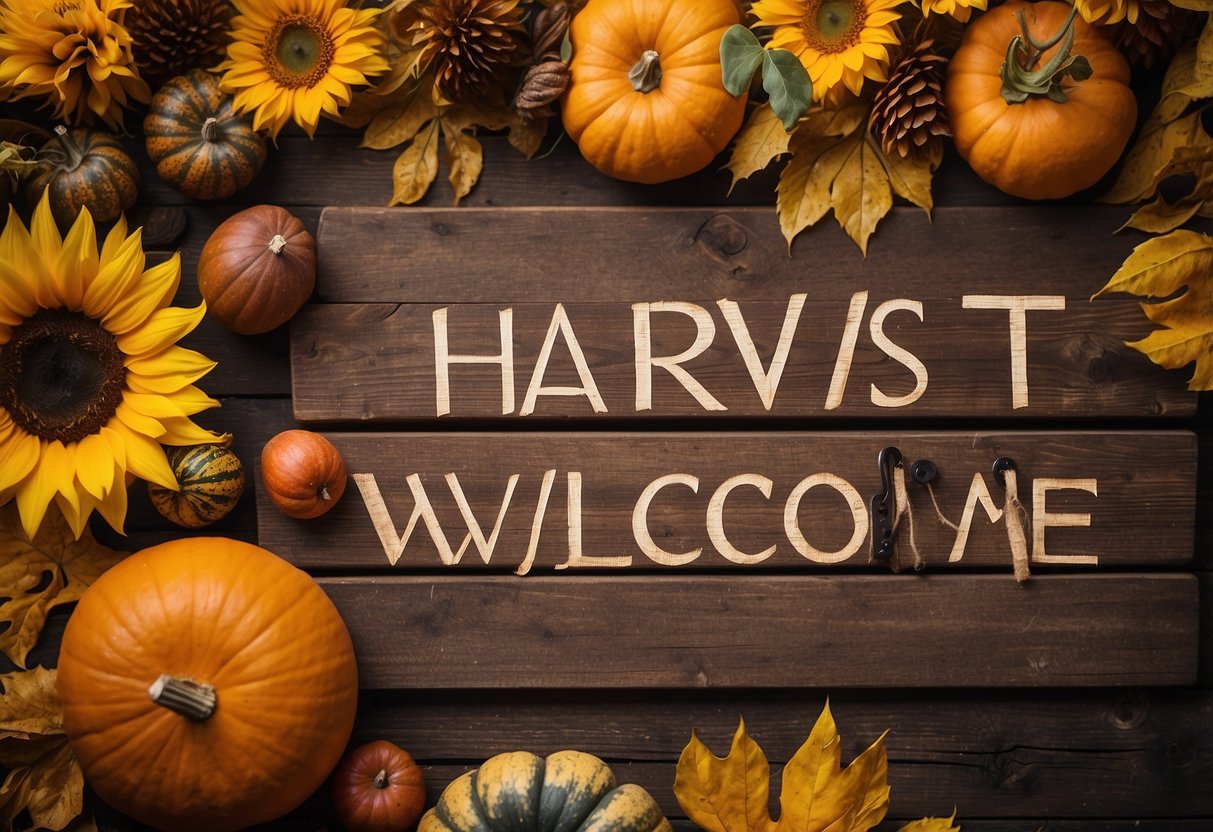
[[0, 504, 127, 669], [440, 119, 484, 206], [0, 666, 61, 739], [674, 704, 889, 832], [362, 88, 441, 151], [390, 119, 441, 206], [896, 812, 960, 832], [1093, 229, 1213, 390], [726, 106, 791, 193]]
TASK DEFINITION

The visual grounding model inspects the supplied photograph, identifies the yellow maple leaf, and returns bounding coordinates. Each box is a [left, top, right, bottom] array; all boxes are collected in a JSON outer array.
[[0, 666, 61, 739], [674, 704, 889, 832], [726, 106, 792, 194], [0, 504, 126, 668], [1093, 229, 1213, 390], [896, 812, 960, 832]]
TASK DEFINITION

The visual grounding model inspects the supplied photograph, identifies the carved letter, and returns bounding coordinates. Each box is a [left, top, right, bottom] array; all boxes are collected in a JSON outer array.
[[433, 307, 514, 416], [717, 294, 806, 410], [632, 474, 702, 566], [708, 474, 776, 564], [1032, 478, 1099, 565], [948, 473, 1003, 562], [784, 473, 867, 563], [961, 295, 1066, 408], [559, 471, 632, 568], [444, 472, 519, 564], [520, 303, 608, 415], [869, 298, 928, 408], [354, 472, 470, 565], [825, 291, 869, 410], [516, 469, 557, 577], [633, 301, 726, 411]]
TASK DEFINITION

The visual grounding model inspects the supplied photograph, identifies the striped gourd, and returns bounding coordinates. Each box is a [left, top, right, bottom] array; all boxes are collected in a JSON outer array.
[[419, 751, 672, 832], [26, 127, 139, 227], [144, 69, 267, 200], [149, 444, 246, 528]]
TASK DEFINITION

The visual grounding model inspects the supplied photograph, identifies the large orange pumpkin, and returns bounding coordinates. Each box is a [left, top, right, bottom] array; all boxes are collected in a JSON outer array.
[[561, 0, 747, 184], [56, 537, 359, 832], [945, 1, 1135, 200]]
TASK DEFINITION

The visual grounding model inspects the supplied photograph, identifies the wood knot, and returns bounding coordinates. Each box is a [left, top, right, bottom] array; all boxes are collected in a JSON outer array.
[[695, 214, 749, 257], [1107, 690, 1150, 730]]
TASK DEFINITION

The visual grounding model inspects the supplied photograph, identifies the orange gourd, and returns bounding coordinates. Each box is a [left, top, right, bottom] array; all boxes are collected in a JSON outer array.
[[332, 741, 427, 832], [560, 0, 747, 184], [945, 1, 1135, 200], [261, 428, 348, 519], [56, 537, 359, 832]]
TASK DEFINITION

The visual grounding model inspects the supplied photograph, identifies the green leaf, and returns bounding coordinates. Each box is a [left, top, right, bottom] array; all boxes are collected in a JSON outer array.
[[761, 50, 813, 131], [560, 31, 572, 63], [720, 24, 765, 97]]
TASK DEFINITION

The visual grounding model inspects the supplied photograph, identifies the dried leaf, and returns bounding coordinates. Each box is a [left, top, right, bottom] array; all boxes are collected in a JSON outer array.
[[1093, 229, 1213, 390], [390, 120, 441, 206], [0, 666, 62, 738], [830, 129, 893, 256], [1103, 111, 1210, 205], [897, 813, 960, 832], [0, 735, 84, 832], [363, 89, 441, 150], [674, 704, 889, 832], [441, 120, 484, 206], [777, 132, 853, 243], [508, 116, 548, 159], [0, 503, 127, 668], [726, 106, 791, 193], [882, 148, 935, 215], [1167, 0, 1213, 12]]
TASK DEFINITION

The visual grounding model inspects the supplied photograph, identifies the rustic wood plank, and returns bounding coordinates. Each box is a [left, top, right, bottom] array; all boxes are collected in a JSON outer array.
[[319, 574, 1197, 688], [295, 206, 1193, 421], [256, 431, 1195, 571]]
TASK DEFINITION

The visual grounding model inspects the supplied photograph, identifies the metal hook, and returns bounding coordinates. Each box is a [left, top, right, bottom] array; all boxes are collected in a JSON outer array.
[[870, 446, 903, 562]]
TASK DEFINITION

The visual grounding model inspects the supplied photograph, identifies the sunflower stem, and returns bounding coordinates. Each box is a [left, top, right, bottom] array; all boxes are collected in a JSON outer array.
[[628, 50, 662, 94], [373, 769, 389, 789], [201, 117, 221, 143], [148, 675, 216, 721], [268, 234, 287, 255], [52, 126, 84, 171]]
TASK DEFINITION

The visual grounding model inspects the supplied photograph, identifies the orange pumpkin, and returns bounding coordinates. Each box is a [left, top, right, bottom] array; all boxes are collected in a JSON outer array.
[[945, 1, 1135, 200], [332, 740, 428, 832], [261, 429, 348, 519], [56, 537, 359, 832], [560, 0, 747, 184]]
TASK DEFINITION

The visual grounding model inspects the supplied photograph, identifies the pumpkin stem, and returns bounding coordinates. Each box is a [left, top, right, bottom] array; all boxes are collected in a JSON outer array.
[[268, 234, 288, 255], [1000, 4, 1092, 105], [373, 769, 389, 789], [201, 117, 221, 143], [52, 125, 84, 171], [319, 484, 332, 501], [148, 675, 217, 721], [628, 50, 662, 94]]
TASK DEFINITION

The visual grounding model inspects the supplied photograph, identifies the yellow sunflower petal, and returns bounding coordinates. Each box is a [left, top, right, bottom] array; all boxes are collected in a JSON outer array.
[[93, 468, 129, 534], [158, 416, 227, 447], [55, 490, 90, 540], [117, 426, 177, 490], [73, 431, 116, 499], [115, 301, 205, 357], [83, 227, 145, 321], [0, 422, 41, 493], [16, 440, 76, 539], [100, 252, 183, 336], [54, 204, 99, 309], [115, 399, 165, 440]]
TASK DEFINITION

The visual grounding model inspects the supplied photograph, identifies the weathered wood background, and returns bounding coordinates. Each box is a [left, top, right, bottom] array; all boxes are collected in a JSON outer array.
[[6, 112, 1212, 832]]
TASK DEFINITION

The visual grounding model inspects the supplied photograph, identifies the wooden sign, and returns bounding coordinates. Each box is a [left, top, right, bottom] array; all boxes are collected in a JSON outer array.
[[257, 431, 1195, 572], [291, 207, 1195, 422]]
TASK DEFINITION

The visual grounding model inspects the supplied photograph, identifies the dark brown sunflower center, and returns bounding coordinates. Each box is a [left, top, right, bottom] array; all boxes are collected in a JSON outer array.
[[264, 14, 335, 88], [0, 309, 125, 444], [804, 0, 866, 52]]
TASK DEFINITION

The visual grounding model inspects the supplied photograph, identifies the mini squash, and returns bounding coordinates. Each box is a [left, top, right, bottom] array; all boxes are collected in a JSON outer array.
[[144, 69, 267, 200], [261, 429, 348, 519], [561, 0, 747, 184], [148, 444, 246, 528], [945, 1, 1135, 200], [419, 750, 672, 832], [57, 537, 359, 832], [26, 126, 139, 226], [332, 741, 427, 832]]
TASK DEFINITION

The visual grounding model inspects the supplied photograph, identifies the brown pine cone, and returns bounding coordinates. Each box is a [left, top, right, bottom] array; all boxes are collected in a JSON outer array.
[[127, 0, 233, 91], [409, 0, 526, 101], [870, 36, 951, 164]]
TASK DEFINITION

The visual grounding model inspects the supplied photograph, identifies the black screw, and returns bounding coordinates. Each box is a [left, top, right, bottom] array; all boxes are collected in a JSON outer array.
[[910, 459, 937, 484]]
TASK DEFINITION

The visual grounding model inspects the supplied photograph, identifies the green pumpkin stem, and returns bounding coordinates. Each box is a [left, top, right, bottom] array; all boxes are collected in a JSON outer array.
[[628, 50, 662, 94], [52, 125, 84, 171], [201, 117, 221, 143], [373, 769, 389, 789], [148, 674, 217, 721], [1000, 4, 1093, 105]]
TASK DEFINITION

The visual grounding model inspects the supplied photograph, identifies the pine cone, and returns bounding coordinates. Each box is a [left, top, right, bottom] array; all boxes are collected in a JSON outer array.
[[127, 0, 233, 91], [870, 36, 950, 165], [1111, 0, 1203, 69], [409, 0, 526, 102]]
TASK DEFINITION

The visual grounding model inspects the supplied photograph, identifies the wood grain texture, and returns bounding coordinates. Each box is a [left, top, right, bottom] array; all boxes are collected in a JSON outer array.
[[294, 207, 1193, 421], [256, 431, 1195, 570], [319, 574, 1197, 688]]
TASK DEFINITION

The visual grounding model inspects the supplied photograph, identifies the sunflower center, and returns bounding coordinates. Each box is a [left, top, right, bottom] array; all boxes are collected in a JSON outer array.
[[803, 0, 866, 52], [0, 309, 125, 444], [264, 15, 335, 88]]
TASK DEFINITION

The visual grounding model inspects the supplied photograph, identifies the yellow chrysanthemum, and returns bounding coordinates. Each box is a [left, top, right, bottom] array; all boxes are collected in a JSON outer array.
[[752, 0, 904, 103], [1074, 0, 1141, 24], [0, 0, 150, 130], [921, 0, 986, 23], [218, 0, 390, 139], [0, 192, 226, 541]]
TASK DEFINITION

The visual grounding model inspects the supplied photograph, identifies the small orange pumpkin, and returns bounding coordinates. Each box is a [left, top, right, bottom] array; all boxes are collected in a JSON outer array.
[[332, 741, 427, 832], [56, 537, 359, 832], [261, 429, 348, 519], [560, 0, 747, 184], [945, 1, 1136, 200]]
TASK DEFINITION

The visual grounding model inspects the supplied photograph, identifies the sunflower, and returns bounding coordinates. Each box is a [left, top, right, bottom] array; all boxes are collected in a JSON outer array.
[[920, 0, 986, 23], [752, 0, 904, 103], [1073, 0, 1142, 25], [0, 192, 226, 541], [218, 0, 390, 139], [0, 0, 150, 130]]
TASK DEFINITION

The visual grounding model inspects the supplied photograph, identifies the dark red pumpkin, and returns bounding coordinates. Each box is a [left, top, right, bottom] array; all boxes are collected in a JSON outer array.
[[197, 204, 316, 334], [144, 70, 267, 200], [332, 741, 427, 832], [26, 126, 139, 227]]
